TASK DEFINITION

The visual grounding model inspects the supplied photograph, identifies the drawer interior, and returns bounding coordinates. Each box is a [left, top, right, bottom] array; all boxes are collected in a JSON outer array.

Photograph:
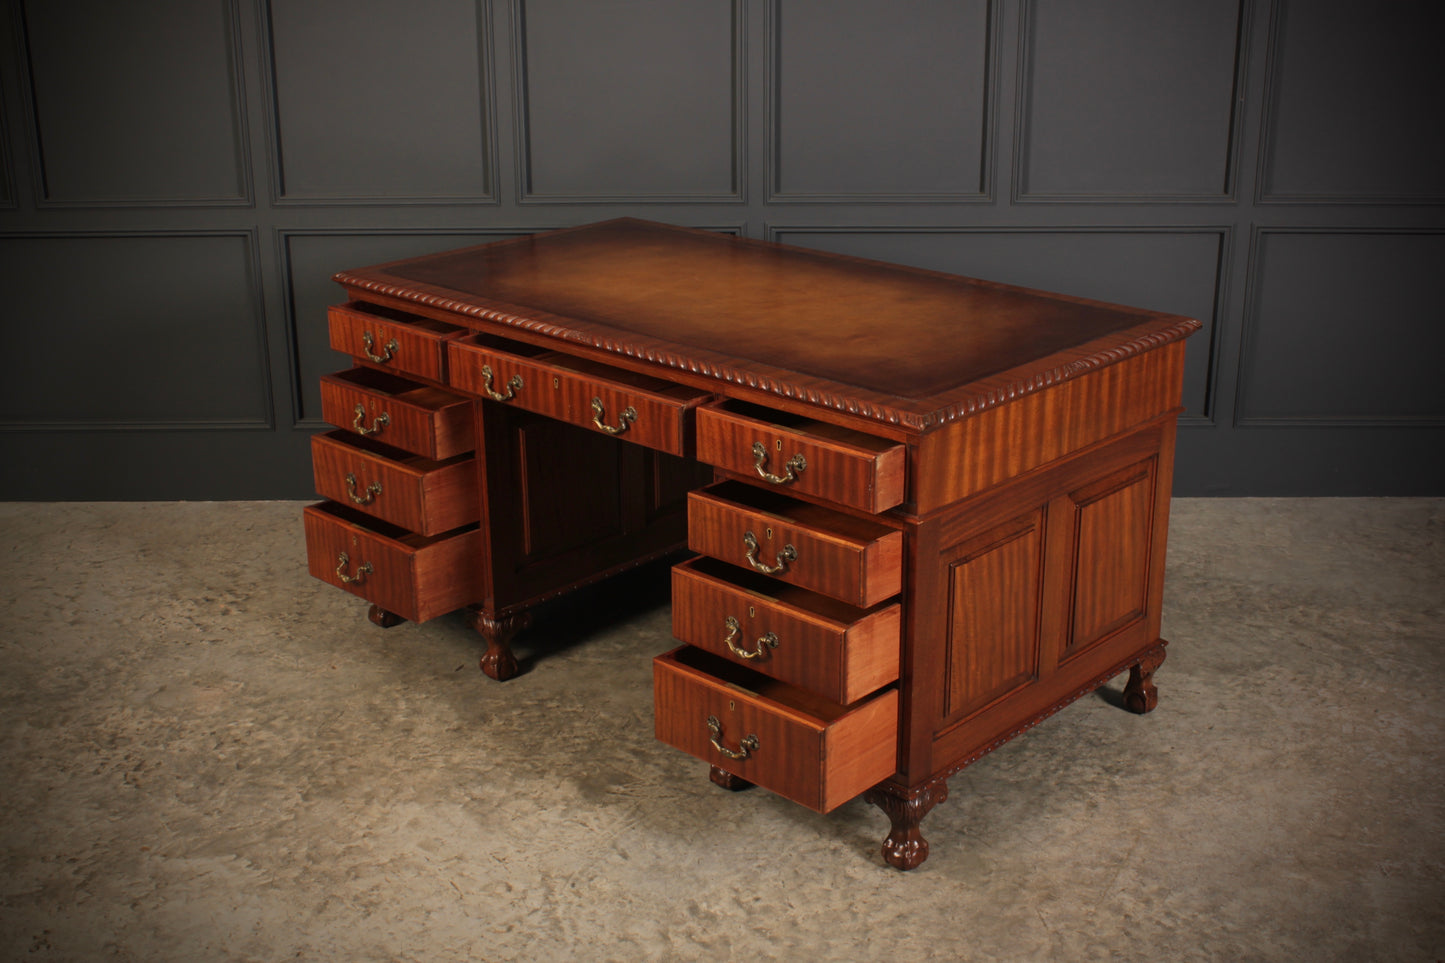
[[707, 399, 899, 452], [312, 500, 476, 548], [699, 479, 900, 543], [342, 301, 465, 336], [680, 555, 886, 624], [330, 366, 463, 409], [317, 428, 471, 471], [671, 644, 878, 718]]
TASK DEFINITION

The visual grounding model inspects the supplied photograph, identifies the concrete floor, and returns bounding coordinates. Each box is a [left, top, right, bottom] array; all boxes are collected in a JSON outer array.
[[0, 498, 1441, 962]]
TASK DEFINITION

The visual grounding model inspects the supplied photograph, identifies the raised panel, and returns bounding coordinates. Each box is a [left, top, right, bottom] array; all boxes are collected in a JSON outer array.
[[771, 0, 991, 199], [1238, 232, 1445, 424], [267, 0, 491, 201], [1017, 0, 1244, 199], [517, 0, 740, 199], [773, 228, 1220, 419], [943, 512, 1044, 723], [0, 233, 267, 427], [22, 0, 246, 204], [1065, 463, 1155, 658], [1260, 0, 1445, 202], [285, 232, 527, 424]]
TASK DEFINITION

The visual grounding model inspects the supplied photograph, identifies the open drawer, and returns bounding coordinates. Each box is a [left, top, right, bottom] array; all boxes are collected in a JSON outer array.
[[446, 332, 711, 456], [696, 400, 906, 513], [319, 367, 474, 461], [310, 430, 479, 537], [653, 645, 898, 813], [328, 301, 468, 382], [303, 502, 481, 623]]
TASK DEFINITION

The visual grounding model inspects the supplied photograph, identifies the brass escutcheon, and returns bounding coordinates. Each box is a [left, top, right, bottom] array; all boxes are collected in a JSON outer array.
[[352, 404, 390, 436], [723, 615, 779, 660], [706, 715, 759, 761], [335, 551, 373, 584], [361, 331, 398, 364], [743, 530, 796, 575], [753, 441, 806, 484], [345, 472, 382, 506], [481, 364, 523, 402], [591, 397, 637, 435]]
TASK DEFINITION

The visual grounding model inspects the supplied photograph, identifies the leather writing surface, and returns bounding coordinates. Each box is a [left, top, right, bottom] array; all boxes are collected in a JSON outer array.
[[379, 220, 1159, 401]]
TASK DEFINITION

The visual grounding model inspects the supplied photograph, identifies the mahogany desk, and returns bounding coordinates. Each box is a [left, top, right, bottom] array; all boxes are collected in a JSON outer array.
[[303, 219, 1199, 870]]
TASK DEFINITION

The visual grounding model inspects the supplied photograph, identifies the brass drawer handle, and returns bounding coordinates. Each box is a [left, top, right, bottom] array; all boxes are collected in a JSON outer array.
[[723, 615, 779, 660], [481, 364, 523, 402], [753, 441, 806, 485], [743, 530, 796, 575], [706, 715, 759, 761], [591, 397, 637, 435], [345, 472, 382, 506], [335, 551, 373, 584], [352, 405, 390, 436], [361, 331, 398, 364]]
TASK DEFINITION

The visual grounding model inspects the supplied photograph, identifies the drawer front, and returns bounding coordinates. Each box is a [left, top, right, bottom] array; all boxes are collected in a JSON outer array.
[[697, 401, 907, 513], [328, 302, 466, 382], [310, 430, 479, 537], [303, 502, 480, 623], [320, 367, 474, 461], [653, 646, 898, 813], [672, 557, 900, 705], [447, 335, 709, 456], [687, 482, 904, 608]]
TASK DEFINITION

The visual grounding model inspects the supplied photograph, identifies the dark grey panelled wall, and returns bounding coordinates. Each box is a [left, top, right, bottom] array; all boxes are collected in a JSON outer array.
[[1, 0, 1441, 499]]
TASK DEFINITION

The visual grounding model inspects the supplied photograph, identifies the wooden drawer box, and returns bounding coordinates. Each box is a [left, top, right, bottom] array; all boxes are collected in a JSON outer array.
[[310, 430, 479, 537], [687, 481, 904, 608], [303, 502, 481, 623], [320, 367, 474, 461], [672, 557, 900, 705], [447, 333, 710, 456], [328, 301, 467, 382], [653, 646, 898, 813], [697, 400, 906, 514]]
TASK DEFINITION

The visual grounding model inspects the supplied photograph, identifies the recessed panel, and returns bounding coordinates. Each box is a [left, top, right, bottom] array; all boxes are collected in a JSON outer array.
[[287, 232, 525, 422], [518, 0, 737, 198], [1261, 1, 1445, 200], [516, 419, 624, 561], [775, 228, 1219, 418], [0, 234, 265, 425], [268, 0, 489, 199], [1239, 232, 1445, 422], [773, 0, 989, 197], [23, 0, 245, 203], [1019, 0, 1242, 197], [1066, 464, 1155, 658], [943, 513, 1044, 722]]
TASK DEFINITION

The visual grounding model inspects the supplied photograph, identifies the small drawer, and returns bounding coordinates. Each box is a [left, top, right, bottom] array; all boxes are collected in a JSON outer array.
[[303, 502, 481, 623], [672, 557, 900, 705], [697, 400, 906, 514], [329, 301, 467, 382], [311, 430, 479, 537], [447, 333, 711, 456], [653, 646, 898, 814], [687, 480, 903, 608], [320, 367, 474, 461]]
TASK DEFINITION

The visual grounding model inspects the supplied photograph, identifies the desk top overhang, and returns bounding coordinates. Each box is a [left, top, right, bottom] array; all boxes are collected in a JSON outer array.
[[333, 218, 1200, 434]]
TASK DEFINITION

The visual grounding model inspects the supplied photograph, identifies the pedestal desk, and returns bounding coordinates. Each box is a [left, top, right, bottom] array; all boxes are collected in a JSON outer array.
[[302, 219, 1200, 870]]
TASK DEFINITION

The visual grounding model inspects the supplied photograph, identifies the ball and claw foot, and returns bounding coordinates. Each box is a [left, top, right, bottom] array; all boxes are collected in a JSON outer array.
[[710, 766, 754, 792], [470, 610, 533, 682], [1123, 644, 1166, 714], [368, 605, 405, 628], [864, 780, 949, 871]]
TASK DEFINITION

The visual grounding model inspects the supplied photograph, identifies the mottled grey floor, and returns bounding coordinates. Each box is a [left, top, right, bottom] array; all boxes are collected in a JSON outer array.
[[0, 499, 1441, 962]]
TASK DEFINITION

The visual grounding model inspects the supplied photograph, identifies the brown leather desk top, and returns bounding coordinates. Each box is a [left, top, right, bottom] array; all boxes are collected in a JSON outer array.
[[334, 218, 1199, 432]]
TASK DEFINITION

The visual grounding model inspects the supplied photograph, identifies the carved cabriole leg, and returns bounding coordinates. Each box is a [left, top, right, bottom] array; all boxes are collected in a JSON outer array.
[[1123, 643, 1167, 714], [863, 780, 950, 871], [367, 605, 405, 628], [709, 766, 754, 792], [470, 609, 533, 682]]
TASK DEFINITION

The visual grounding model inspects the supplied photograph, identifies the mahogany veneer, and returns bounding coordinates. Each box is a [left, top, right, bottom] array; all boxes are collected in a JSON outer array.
[[302, 218, 1200, 870]]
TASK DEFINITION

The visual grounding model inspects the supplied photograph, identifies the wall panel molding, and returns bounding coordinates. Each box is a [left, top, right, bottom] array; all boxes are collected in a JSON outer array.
[[765, 0, 998, 204], [263, 0, 496, 205], [512, 0, 745, 203], [0, 230, 271, 430], [1013, 0, 1250, 204], [18, 0, 253, 209]]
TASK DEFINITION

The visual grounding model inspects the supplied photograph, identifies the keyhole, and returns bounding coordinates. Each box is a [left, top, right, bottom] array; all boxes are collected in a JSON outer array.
[[748, 605, 755, 619], [765, 527, 773, 540], [776, 438, 783, 451]]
